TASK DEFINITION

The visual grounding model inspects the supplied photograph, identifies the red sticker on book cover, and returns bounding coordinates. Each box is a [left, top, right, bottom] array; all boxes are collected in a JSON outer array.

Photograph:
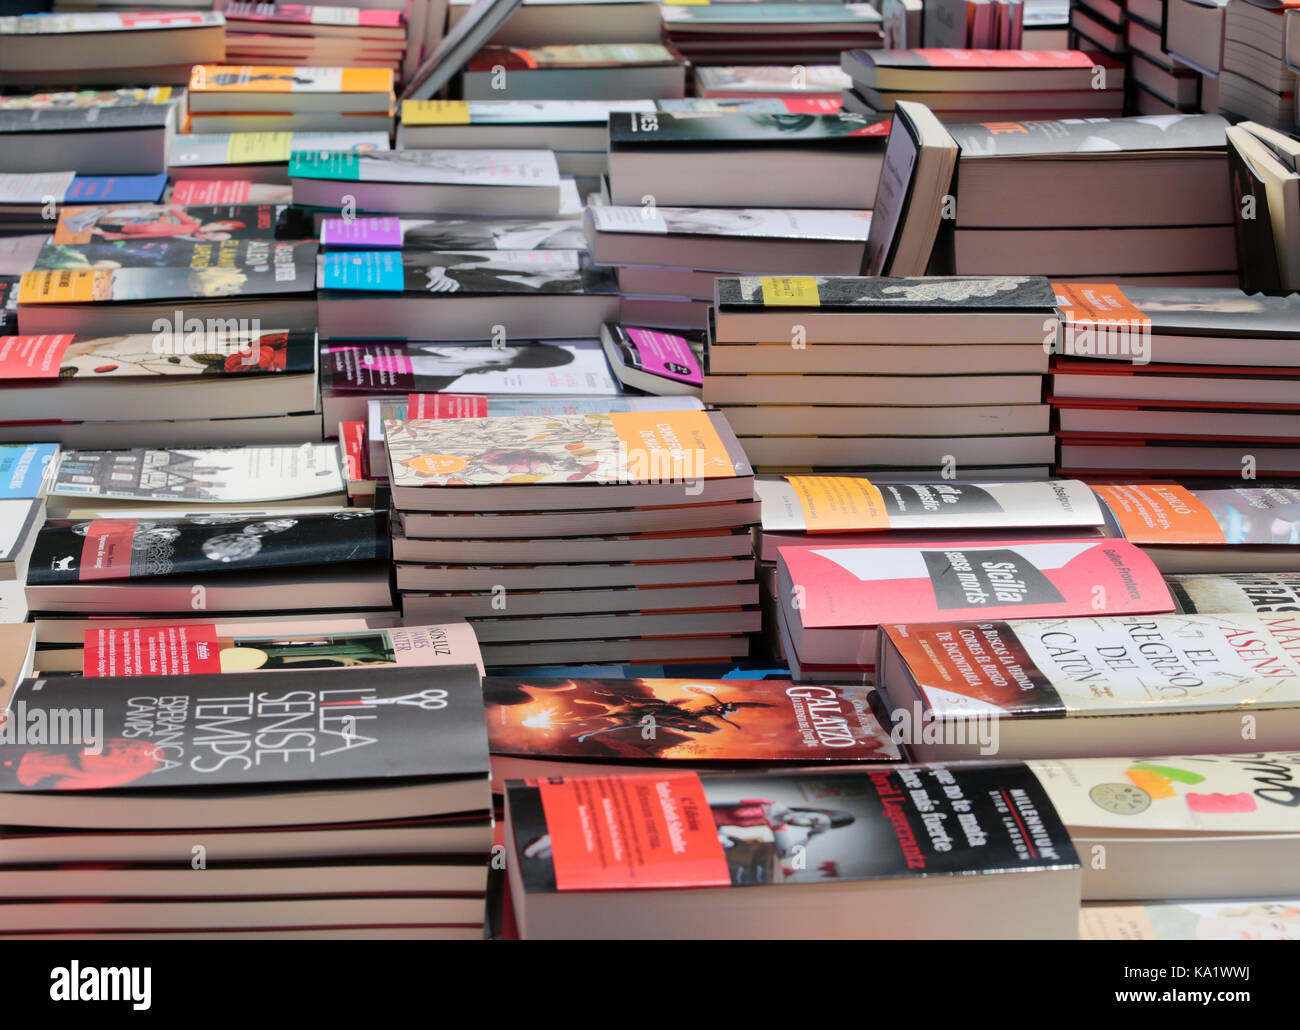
[[407, 393, 489, 419], [536, 773, 731, 891], [0, 334, 74, 379], [83, 624, 223, 677], [77, 519, 139, 581]]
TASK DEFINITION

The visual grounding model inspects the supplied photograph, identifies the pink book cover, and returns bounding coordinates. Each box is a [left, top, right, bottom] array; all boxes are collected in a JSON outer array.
[[778, 537, 1174, 629]]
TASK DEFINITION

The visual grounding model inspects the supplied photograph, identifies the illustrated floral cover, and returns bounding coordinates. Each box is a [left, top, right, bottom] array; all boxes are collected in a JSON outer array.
[[883, 612, 1300, 717], [485, 676, 898, 761], [384, 410, 740, 488]]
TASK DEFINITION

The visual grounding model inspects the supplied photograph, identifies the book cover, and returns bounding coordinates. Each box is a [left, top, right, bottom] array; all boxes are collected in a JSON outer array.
[[602, 325, 702, 388], [948, 112, 1228, 157], [486, 676, 899, 762], [0, 170, 75, 206], [758, 478, 1106, 533], [0, 330, 314, 380], [663, 4, 882, 24], [590, 205, 871, 241], [780, 537, 1173, 628], [18, 239, 318, 304], [221, 3, 405, 31], [608, 110, 889, 146], [0, 101, 173, 135], [0, 444, 57, 499], [0, 86, 178, 114], [861, 47, 1104, 71], [27, 510, 388, 585], [54, 204, 308, 245], [169, 181, 295, 205], [716, 274, 1057, 311], [0, 663, 487, 793], [0, 12, 224, 36], [1092, 483, 1300, 545], [1085, 285, 1300, 337], [401, 98, 655, 125], [290, 148, 559, 186], [318, 249, 615, 296], [883, 612, 1300, 718], [319, 213, 584, 250], [695, 65, 852, 94], [506, 764, 1077, 891], [325, 339, 620, 395], [63, 175, 169, 205], [167, 131, 391, 170], [1169, 572, 1300, 614], [189, 65, 394, 95], [82, 619, 479, 677], [1029, 752, 1300, 832], [385, 410, 744, 489], [468, 43, 679, 71], [49, 445, 343, 504]]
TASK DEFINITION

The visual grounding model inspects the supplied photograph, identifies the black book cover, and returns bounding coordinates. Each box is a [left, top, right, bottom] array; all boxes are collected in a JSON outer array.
[[0, 278, 16, 335], [717, 274, 1056, 312], [507, 764, 1079, 892], [608, 111, 890, 150], [27, 511, 389, 585], [0, 663, 488, 793], [948, 113, 1228, 158], [0, 103, 172, 134], [320, 248, 618, 296]]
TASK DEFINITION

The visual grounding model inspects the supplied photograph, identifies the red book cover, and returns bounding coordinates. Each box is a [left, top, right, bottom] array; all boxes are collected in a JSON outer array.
[[778, 536, 1173, 630]]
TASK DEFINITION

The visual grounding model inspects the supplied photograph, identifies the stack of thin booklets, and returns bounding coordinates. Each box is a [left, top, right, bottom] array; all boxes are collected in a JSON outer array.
[[702, 274, 1058, 473], [0, 664, 493, 940], [1050, 284, 1300, 476], [220, 2, 408, 79], [383, 408, 762, 666]]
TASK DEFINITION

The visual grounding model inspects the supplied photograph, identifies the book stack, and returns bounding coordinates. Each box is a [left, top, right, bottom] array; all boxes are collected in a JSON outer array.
[[446, 0, 664, 46], [923, 0, 1028, 47], [1165, 0, 1230, 91], [397, 99, 655, 192], [1123, 0, 1204, 114], [1217, 0, 1296, 129], [219, 2, 408, 78], [604, 111, 889, 327], [461, 44, 688, 100], [167, 129, 392, 184], [661, 4, 884, 67], [0, 664, 494, 940], [0, 11, 225, 88], [702, 274, 1058, 473], [869, 104, 1238, 285], [692, 66, 851, 105], [0, 88, 182, 177], [840, 48, 1126, 122], [585, 205, 872, 330], [383, 409, 762, 666], [187, 65, 396, 135], [1067, 0, 1127, 69], [774, 532, 1171, 681], [1050, 284, 1300, 477], [752, 474, 1109, 668]]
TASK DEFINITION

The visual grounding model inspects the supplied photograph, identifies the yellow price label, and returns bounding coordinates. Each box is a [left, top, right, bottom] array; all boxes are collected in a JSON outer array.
[[759, 276, 820, 306]]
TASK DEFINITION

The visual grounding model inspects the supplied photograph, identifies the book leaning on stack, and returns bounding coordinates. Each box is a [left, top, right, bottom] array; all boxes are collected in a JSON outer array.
[[384, 409, 761, 666]]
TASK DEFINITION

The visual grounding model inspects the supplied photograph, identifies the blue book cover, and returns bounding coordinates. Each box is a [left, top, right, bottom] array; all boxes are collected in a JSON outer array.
[[65, 174, 169, 204], [0, 444, 58, 499]]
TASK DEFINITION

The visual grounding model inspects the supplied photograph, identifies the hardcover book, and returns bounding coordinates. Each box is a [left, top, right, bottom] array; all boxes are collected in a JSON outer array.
[[504, 764, 1080, 938]]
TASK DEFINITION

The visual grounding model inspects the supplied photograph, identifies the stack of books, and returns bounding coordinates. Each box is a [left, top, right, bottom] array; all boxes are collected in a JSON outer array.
[[701, 275, 1058, 473], [187, 65, 396, 134], [0, 88, 182, 177], [0, 170, 167, 236], [585, 205, 872, 330], [0, 11, 225, 88], [220, 2, 408, 78], [383, 409, 762, 666], [461, 43, 688, 100], [0, 664, 493, 940], [1165, 0, 1229, 96], [1217, 0, 1295, 129], [924, 0, 1029, 46], [1050, 284, 1300, 476], [661, 4, 883, 67], [445, 0, 664, 47], [1123, 0, 1204, 113], [397, 99, 654, 192], [840, 48, 1125, 121]]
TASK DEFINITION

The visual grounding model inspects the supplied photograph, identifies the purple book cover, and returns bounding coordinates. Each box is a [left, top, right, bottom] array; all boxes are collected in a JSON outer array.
[[320, 216, 404, 249]]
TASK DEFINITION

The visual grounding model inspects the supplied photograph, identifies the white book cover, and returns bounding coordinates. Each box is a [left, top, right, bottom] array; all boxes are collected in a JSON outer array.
[[295, 148, 560, 186], [50, 445, 344, 504], [695, 65, 852, 94], [0, 171, 74, 205], [0, 11, 224, 34], [167, 131, 391, 168], [404, 98, 655, 124], [590, 205, 871, 241]]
